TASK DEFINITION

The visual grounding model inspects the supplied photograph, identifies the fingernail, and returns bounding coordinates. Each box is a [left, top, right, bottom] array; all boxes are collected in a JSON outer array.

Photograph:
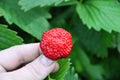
[[40, 54, 54, 66]]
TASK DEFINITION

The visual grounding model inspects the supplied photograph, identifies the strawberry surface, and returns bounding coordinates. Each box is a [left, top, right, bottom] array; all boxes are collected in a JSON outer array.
[[40, 28, 72, 60]]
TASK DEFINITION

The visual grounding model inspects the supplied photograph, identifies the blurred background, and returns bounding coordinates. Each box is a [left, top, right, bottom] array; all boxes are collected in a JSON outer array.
[[0, 0, 120, 80]]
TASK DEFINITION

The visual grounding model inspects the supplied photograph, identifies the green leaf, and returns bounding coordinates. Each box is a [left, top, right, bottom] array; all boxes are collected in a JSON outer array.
[[115, 33, 120, 53], [80, 29, 114, 58], [72, 18, 114, 58], [0, 0, 51, 40], [49, 59, 70, 80], [101, 54, 120, 80], [65, 67, 79, 80], [19, 0, 69, 11], [47, 75, 55, 80], [0, 24, 23, 50], [76, 0, 120, 33], [70, 43, 83, 73], [57, 0, 78, 6], [71, 42, 104, 80], [0, 13, 2, 16]]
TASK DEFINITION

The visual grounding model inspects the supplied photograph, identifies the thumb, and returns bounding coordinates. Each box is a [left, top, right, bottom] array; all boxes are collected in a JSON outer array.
[[0, 54, 59, 80]]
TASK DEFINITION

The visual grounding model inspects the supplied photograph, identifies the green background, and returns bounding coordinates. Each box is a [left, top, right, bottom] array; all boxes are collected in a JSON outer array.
[[0, 0, 120, 80]]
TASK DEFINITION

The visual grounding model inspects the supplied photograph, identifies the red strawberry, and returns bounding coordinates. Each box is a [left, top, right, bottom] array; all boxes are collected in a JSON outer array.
[[40, 28, 72, 60]]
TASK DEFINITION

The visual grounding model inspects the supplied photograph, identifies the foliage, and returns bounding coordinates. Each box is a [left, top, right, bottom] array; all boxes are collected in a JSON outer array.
[[0, 24, 23, 49], [65, 66, 79, 80], [0, 0, 120, 80]]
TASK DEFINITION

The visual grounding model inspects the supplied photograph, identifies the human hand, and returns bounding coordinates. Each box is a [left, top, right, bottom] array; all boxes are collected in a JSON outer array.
[[0, 43, 59, 80]]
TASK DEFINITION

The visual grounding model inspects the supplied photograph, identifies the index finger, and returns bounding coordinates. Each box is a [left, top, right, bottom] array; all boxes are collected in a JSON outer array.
[[0, 43, 41, 71]]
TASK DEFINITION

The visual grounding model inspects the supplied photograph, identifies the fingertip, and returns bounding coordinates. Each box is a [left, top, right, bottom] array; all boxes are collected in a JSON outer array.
[[40, 54, 54, 66], [52, 62, 59, 73]]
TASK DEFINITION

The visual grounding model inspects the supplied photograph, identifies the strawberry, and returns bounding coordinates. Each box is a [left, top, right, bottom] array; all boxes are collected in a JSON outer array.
[[40, 28, 72, 60]]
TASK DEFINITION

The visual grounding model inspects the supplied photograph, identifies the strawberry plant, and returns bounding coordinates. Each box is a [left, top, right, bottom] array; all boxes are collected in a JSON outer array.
[[0, 0, 120, 80]]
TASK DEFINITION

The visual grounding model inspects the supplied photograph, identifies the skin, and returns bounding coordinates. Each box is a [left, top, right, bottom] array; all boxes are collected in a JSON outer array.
[[0, 43, 59, 80]]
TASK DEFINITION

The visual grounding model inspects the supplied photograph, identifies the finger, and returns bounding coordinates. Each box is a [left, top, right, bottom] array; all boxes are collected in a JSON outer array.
[[0, 43, 41, 71], [0, 65, 6, 73], [0, 55, 59, 80], [52, 63, 59, 73]]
